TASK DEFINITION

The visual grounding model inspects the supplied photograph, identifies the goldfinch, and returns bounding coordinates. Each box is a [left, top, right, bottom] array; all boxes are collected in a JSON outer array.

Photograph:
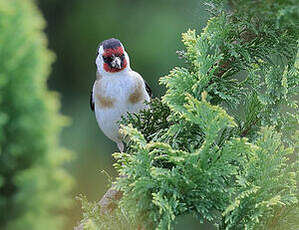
[[90, 38, 152, 152]]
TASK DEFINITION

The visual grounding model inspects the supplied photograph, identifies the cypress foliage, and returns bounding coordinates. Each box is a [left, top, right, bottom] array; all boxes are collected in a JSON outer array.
[[78, 0, 298, 229], [0, 1, 73, 230]]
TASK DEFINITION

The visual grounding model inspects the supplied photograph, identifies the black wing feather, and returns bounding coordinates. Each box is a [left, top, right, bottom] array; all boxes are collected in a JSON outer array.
[[144, 80, 153, 98], [90, 89, 94, 111]]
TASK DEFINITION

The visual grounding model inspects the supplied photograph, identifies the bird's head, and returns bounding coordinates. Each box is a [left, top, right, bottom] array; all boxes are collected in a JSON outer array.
[[96, 38, 130, 75]]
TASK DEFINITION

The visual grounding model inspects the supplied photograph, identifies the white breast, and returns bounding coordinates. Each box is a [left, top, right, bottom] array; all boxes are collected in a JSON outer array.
[[93, 70, 150, 144]]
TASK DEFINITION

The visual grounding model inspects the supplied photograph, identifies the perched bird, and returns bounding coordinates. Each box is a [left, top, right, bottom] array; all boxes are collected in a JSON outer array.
[[90, 38, 152, 152]]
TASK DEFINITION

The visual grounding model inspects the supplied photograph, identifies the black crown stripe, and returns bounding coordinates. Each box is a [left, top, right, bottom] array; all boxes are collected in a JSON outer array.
[[98, 38, 122, 51]]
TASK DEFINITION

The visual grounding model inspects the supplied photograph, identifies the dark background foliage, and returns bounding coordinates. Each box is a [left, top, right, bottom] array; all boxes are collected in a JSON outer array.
[[38, 0, 212, 228]]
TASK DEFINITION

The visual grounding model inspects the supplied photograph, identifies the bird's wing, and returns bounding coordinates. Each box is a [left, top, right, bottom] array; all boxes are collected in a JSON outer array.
[[144, 80, 153, 98], [131, 71, 153, 98], [90, 81, 95, 111]]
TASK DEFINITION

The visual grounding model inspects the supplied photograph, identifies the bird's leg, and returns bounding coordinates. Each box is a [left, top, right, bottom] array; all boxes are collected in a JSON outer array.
[[117, 142, 124, 152]]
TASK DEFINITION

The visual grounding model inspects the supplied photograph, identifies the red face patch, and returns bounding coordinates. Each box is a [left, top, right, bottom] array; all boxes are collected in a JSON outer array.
[[103, 46, 124, 56], [102, 46, 127, 73]]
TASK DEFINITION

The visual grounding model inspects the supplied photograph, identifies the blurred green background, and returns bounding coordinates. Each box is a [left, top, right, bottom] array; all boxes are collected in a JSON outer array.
[[37, 0, 213, 229]]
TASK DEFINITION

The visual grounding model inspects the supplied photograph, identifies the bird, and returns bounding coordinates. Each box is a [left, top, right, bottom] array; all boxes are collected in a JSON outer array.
[[90, 38, 152, 152]]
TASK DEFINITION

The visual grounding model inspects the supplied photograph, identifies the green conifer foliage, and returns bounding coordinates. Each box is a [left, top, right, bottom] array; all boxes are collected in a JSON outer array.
[[0, 1, 73, 229], [78, 0, 298, 229]]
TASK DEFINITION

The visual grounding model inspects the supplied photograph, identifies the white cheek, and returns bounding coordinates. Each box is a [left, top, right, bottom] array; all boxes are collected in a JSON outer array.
[[96, 55, 102, 68]]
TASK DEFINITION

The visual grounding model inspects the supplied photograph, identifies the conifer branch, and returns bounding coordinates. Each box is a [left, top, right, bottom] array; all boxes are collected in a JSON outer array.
[[98, 187, 123, 215], [240, 118, 259, 137], [78, 1, 298, 229]]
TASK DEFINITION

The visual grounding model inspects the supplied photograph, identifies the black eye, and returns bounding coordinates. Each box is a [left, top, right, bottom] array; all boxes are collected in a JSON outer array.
[[102, 56, 110, 63]]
